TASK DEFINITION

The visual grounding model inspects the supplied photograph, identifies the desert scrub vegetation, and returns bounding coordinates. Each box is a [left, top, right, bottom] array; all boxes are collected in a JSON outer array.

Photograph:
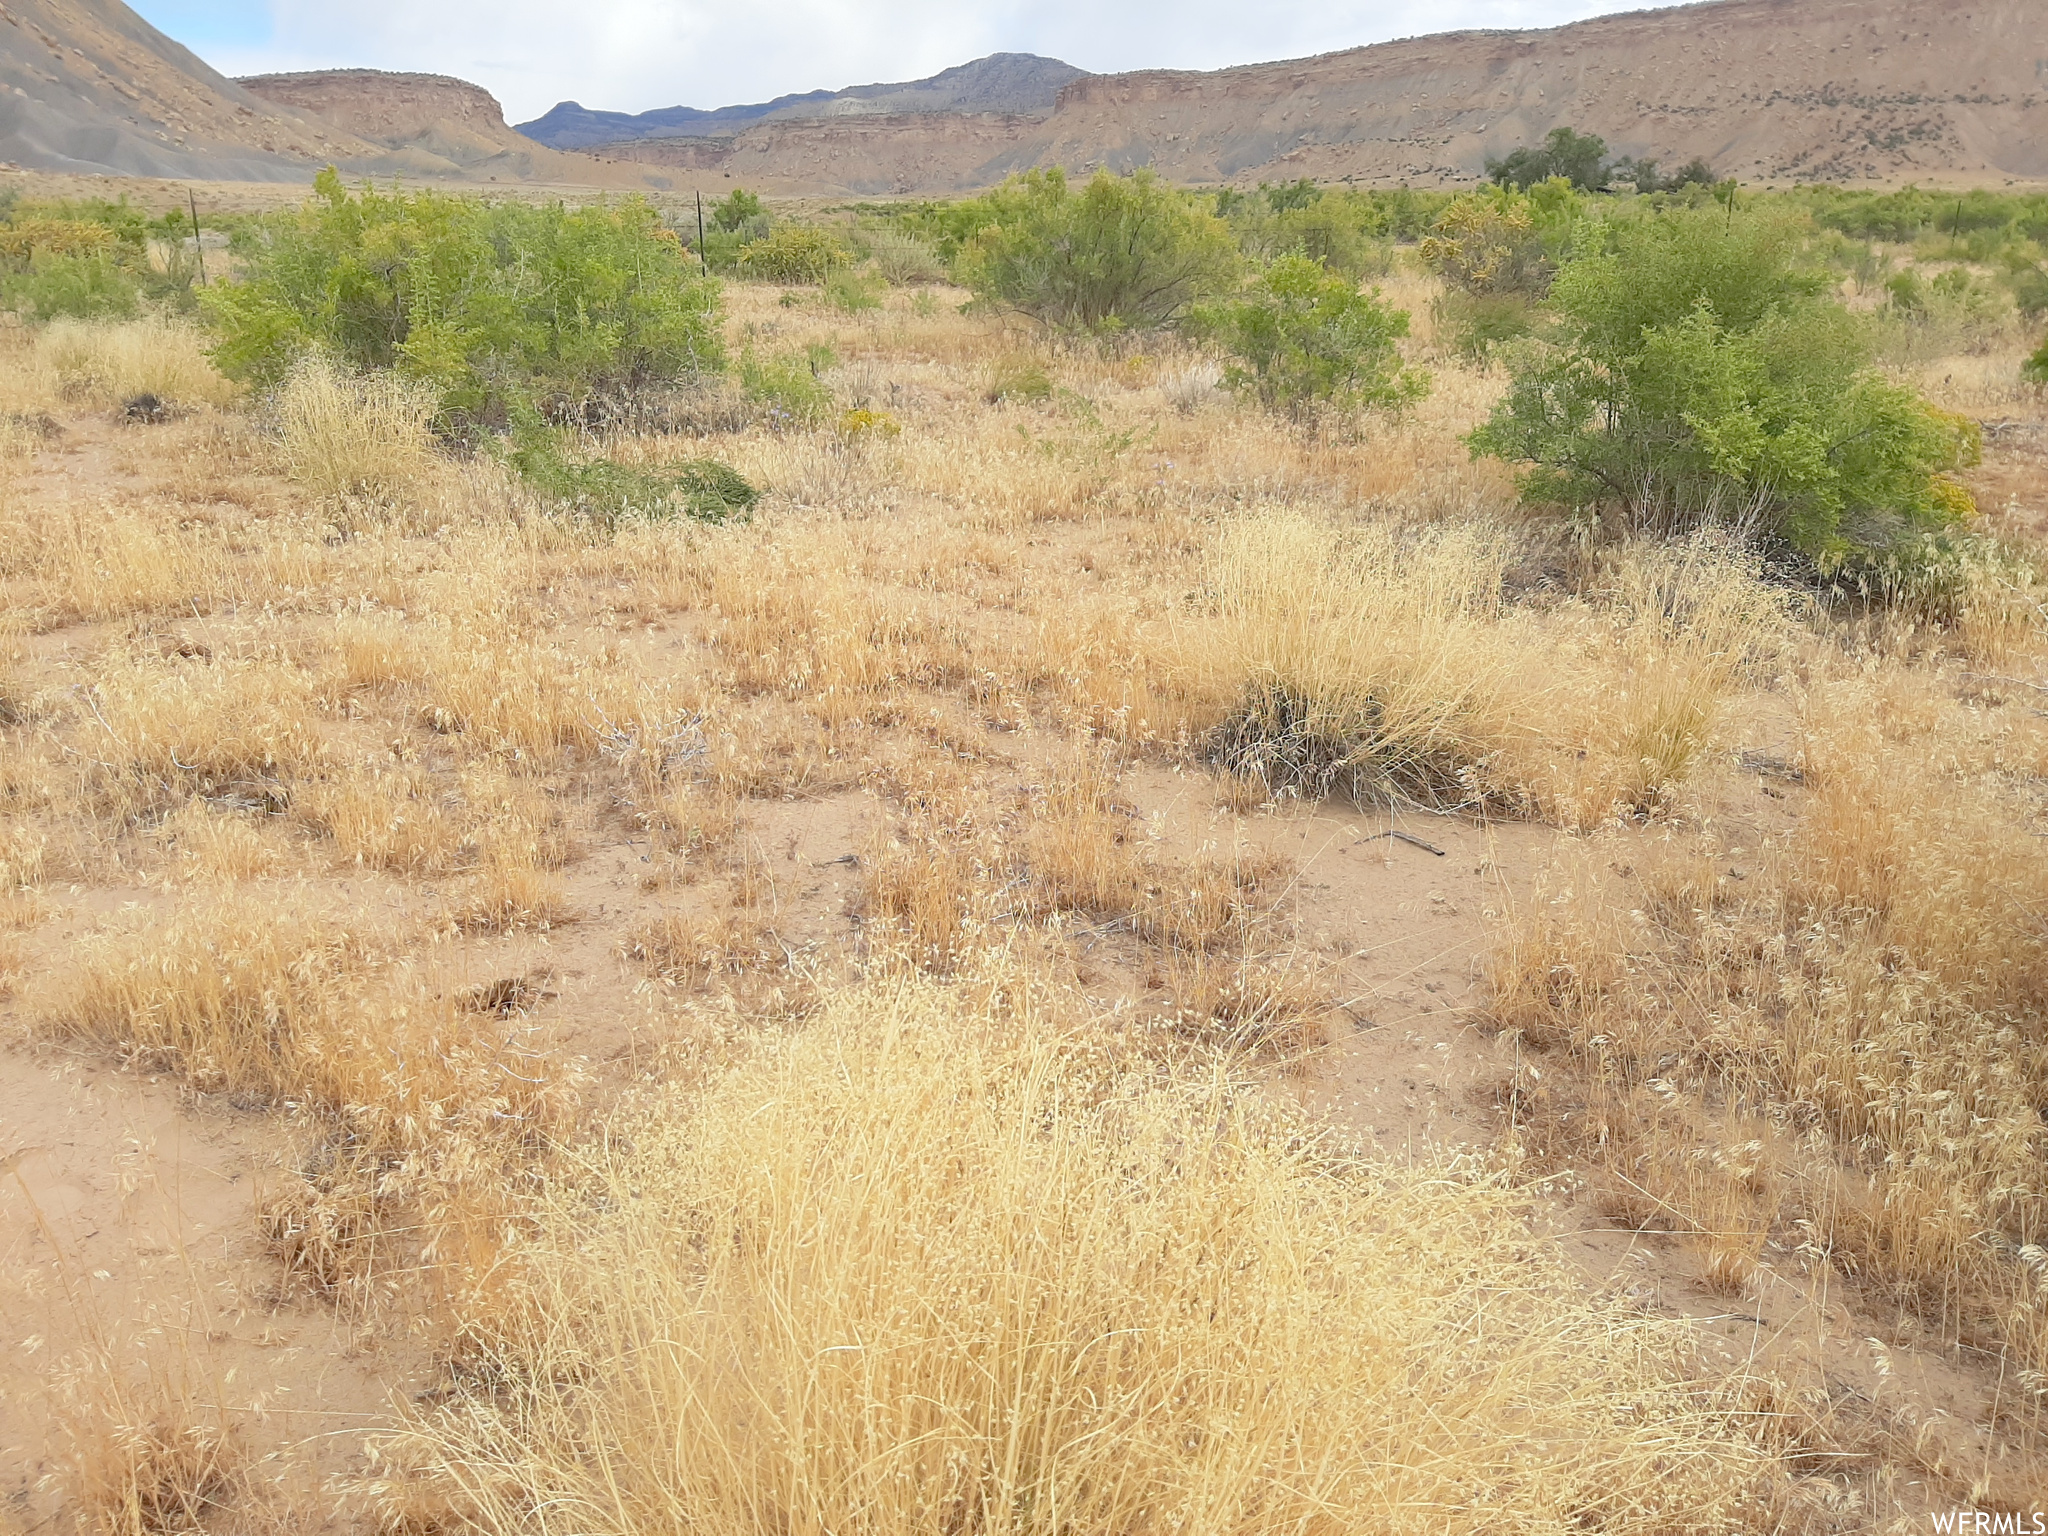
[[205, 168, 724, 421], [372, 975, 1799, 1535], [956, 167, 1240, 333], [0, 188, 212, 320], [4, 171, 2048, 1527], [1469, 208, 1984, 570], [1192, 253, 1428, 416]]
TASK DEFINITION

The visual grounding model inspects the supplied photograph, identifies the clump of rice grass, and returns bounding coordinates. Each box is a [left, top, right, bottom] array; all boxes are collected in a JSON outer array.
[[1180, 512, 1783, 826], [272, 354, 439, 503], [34, 315, 241, 410], [372, 971, 1799, 1534]]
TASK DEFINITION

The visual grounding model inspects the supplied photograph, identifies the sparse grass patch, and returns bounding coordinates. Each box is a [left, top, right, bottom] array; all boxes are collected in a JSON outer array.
[[1491, 654, 2048, 1372]]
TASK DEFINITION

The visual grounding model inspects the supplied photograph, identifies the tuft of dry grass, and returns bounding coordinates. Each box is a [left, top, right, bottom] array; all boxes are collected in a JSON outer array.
[[32, 315, 241, 411], [372, 974, 1799, 1535], [272, 355, 438, 505], [298, 761, 460, 874], [53, 1351, 244, 1536], [1174, 514, 1782, 826]]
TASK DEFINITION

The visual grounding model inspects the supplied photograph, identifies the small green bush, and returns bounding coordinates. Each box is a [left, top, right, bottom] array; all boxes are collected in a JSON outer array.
[[509, 414, 757, 531], [710, 190, 765, 233], [0, 196, 204, 319], [857, 228, 947, 285], [1872, 265, 2017, 365], [1433, 291, 1539, 362], [1194, 255, 1427, 416], [740, 344, 835, 427], [2023, 334, 2048, 385], [983, 353, 1054, 404], [956, 169, 1239, 333], [736, 225, 848, 285], [1469, 210, 1981, 570], [824, 266, 884, 312], [2, 250, 141, 322], [205, 170, 723, 425]]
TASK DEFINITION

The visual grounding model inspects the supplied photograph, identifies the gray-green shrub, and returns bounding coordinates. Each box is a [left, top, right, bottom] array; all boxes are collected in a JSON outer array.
[[956, 169, 1239, 333], [1194, 255, 1426, 416], [1469, 210, 1982, 568]]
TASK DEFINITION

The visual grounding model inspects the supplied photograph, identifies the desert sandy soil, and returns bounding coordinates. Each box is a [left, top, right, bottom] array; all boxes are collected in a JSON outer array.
[[1, 277, 2045, 1530]]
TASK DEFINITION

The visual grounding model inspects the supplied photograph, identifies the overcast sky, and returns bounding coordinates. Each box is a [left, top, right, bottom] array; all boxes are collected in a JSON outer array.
[[135, 0, 1642, 124]]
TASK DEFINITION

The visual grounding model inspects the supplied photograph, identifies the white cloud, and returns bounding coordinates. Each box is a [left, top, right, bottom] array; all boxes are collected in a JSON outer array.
[[204, 0, 1627, 122]]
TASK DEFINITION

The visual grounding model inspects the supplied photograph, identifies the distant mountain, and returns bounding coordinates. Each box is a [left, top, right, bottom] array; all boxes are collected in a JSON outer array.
[[582, 0, 2048, 195], [517, 53, 1087, 149], [0, 0, 663, 183], [5, 0, 2046, 195], [236, 69, 659, 185]]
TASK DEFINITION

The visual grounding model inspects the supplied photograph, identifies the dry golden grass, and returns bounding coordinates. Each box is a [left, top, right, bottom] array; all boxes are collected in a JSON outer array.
[[52, 1347, 245, 1536], [1, 505, 230, 625], [272, 354, 439, 505], [371, 974, 1799, 1535], [1490, 645, 2048, 1379], [32, 315, 241, 411], [1164, 514, 1783, 825]]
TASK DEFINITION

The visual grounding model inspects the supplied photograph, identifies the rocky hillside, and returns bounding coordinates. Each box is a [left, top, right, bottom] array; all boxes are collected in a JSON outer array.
[[0, 0, 381, 178], [236, 69, 658, 185], [520, 52, 1085, 150], [0, 0, 654, 183], [587, 0, 2048, 194], [4, 0, 2043, 191]]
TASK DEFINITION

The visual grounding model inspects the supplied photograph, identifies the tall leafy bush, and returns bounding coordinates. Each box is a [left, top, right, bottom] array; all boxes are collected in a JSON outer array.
[[1469, 211, 1981, 566], [956, 169, 1238, 333], [205, 170, 723, 423]]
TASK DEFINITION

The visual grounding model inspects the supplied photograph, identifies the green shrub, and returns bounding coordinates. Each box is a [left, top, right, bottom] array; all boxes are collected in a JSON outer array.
[[824, 266, 884, 312], [1, 250, 141, 321], [0, 196, 205, 319], [2023, 334, 2048, 385], [1873, 265, 2017, 364], [509, 412, 757, 531], [740, 344, 834, 427], [956, 169, 1239, 333], [982, 353, 1054, 404], [736, 225, 848, 285], [2003, 260, 2048, 320], [710, 190, 765, 233], [1433, 291, 1539, 362], [1194, 255, 1427, 416], [1486, 128, 1613, 193], [856, 228, 947, 285], [1222, 186, 1395, 281], [1469, 210, 1981, 569], [204, 170, 723, 424]]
